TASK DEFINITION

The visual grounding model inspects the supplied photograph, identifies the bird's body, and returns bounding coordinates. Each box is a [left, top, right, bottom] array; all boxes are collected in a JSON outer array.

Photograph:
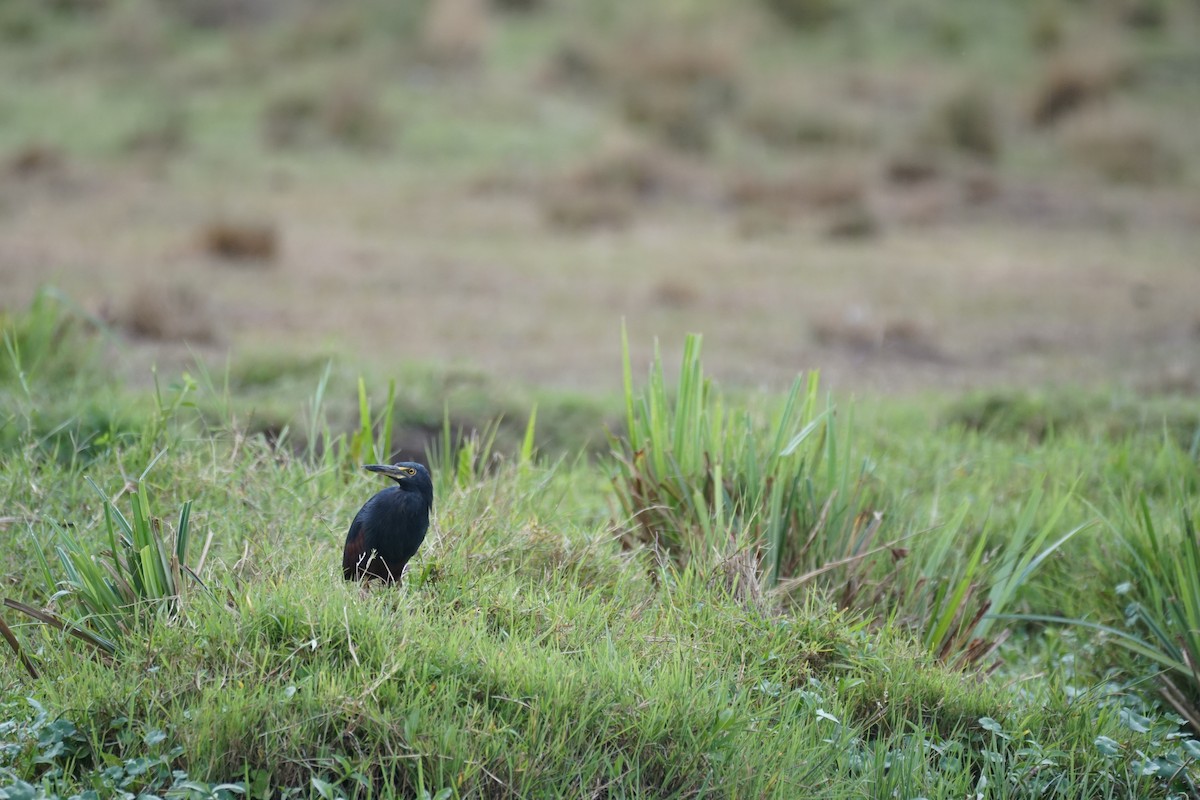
[[342, 462, 433, 583]]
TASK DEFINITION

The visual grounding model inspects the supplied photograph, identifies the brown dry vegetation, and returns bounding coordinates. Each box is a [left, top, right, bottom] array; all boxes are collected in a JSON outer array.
[[200, 220, 279, 263], [1029, 52, 1132, 128]]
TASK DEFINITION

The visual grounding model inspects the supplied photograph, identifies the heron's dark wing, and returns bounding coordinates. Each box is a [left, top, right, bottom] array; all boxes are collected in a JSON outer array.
[[342, 514, 369, 580]]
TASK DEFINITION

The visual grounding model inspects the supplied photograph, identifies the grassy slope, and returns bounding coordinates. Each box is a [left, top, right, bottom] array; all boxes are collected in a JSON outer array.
[[1, 299, 1199, 797], [0, 417, 1193, 799]]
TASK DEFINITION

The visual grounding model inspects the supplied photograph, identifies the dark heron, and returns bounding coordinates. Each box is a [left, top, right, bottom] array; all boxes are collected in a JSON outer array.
[[342, 462, 433, 583]]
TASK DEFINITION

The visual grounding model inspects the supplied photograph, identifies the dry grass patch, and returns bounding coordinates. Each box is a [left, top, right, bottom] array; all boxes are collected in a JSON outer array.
[[923, 85, 1001, 161], [885, 149, 942, 186], [1060, 109, 1181, 186], [543, 22, 742, 152], [541, 140, 710, 230], [1030, 52, 1131, 128], [727, 163, 876, 236], [610, 33, 740, 152], [739, 84, 873, 152], [542, 189, 637, 231], [727, 165, 866, 212], [262, 79, 394, 151], [200, 219, 279, 262], [5, 142, 66, 178], [650, 277, 701, 309]]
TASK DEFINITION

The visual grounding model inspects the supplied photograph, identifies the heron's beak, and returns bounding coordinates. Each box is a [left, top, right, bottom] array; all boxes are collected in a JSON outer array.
[[363, 464, 404, 478]]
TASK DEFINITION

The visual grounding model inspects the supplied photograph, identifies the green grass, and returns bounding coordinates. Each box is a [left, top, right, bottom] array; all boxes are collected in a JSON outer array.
[[2, 296, 1200, 798]]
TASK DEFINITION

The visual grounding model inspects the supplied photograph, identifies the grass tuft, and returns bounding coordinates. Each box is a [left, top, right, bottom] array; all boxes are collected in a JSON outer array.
[[3, 467, 213, 673]]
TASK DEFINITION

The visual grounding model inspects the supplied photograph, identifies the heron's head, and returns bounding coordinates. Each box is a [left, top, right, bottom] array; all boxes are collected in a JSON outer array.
[[363, 462, 433, 499]]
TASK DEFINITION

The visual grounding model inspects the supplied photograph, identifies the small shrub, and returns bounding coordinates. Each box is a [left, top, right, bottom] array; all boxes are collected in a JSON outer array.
[[930, 86, 1001, 160], [1030, 54, 1129, 127], [885, 149, 941, 185], [201, 219, 279, 262], [613, 35, 739, 152], [760, 0, 844, 29], [650, 277, 699, 309], [6, 142, 66, 179]]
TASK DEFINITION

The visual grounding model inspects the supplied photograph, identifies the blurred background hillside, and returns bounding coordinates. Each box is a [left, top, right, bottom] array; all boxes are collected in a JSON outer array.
[[1, 0, 1198, 396]]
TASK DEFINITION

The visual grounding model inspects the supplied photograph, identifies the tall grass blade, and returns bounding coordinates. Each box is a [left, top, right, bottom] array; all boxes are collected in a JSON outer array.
[[176, 500, 192, 565], [520, 404, 538, 468], [306, 360, 334, 463]]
